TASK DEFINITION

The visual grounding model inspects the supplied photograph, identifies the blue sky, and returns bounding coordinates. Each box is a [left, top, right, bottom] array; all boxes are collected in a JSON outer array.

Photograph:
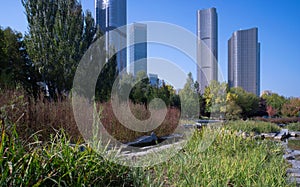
[[0, 0, 300, 97]]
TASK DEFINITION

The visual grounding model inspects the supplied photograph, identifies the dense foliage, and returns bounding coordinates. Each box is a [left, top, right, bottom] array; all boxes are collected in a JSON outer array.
[[0, 27, 39, 93], [262, 92, 287, 116], [22, 0, 96, 97], [281, 98, 300, 117], [179, 72, 199, 118]]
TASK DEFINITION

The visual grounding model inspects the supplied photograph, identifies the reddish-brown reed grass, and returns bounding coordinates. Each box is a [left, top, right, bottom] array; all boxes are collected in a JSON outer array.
[[0, 89, 181, 143]]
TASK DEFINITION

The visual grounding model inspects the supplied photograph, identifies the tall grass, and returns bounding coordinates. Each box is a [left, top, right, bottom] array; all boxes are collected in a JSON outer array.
[[141, 128, 293, 186], [0, 120, 293, 186], [101, 102, 180, 142], [225, 120, 281, 134], [0, 89, 181, 143], [286, 123, 300, 131], [0, 119, 141, 186], [0, 89, 82, 142]]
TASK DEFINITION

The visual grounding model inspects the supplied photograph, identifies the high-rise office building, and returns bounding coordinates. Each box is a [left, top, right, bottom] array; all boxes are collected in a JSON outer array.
[[197, 7, 218, 93], [149, 73, 159, 87], [95, 0, 127, 72], [129, 23, 147, 76], [228, 27, 260, 96]]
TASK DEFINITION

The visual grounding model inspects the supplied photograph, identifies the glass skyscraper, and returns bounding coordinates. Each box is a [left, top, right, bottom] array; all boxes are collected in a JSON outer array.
[[149, 73, 159, 87], [95, 0, 127, 73], [197, 7, 218, 93], [129, 23, 147, 77], [228, 27, 260, 96]]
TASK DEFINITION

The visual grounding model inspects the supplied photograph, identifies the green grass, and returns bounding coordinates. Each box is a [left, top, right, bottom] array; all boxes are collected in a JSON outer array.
[[225, 120, 281, 134], [286, 123, 300, 132], [0, 121, 140, 186], [0, 119, 294, 186], [141, 127, 293, 186], [288, 139, 300, 150]]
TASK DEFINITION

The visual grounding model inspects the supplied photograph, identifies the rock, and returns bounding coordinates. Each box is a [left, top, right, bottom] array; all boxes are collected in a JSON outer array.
[[195, 122, 203, 129], [289, 172, 300, 178], [261, 133, 277, 139], [287, 168, 300, 174], [290, 132, 300, 137], [274, 129, 289, 140], [235, 130, 243, 136], [126, 132, 158, 147], [278, 123, 287, 128], [242, 132, 249, 139], [183, 123, 202, 129], [234, 130, 249, 139], [286, 160, 300, 169], [288, 177, 300, 185], [253, 135, 263, 140], [286, 160, 300, 185], [286, 156, 296, 160]]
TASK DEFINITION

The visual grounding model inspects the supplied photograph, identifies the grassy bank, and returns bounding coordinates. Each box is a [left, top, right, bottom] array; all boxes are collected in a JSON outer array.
[[0, 90, 294, 186], [141, 127, 292, 186], [0, 120, 141, 186], [1, 121, 293, 186], [286, 123, 300, 131], [225, 120, 281, 134]]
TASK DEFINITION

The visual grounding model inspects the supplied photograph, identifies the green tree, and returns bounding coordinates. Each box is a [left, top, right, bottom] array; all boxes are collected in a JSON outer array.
[[256, 98, 268, 117], [22, 0, 96, 97], [115, 72, 179, 109], [230, 87, 260, 119], [281, 98, 300, 117], [170, 94, 181, 108], [225, 92, 242, 120], [0, 27, 39, 92], [0, 27, 22, 88], [95, 54, 117, 102], [179, 72, 199, 118], [131, 71, 151, 106], [81, 11, 96, 53], [0, 27, 8, 83], [194, 81, 206, 118], [262, 93, 287, 116], [152, 80, 172, 107], [203, 80, 227, 119]]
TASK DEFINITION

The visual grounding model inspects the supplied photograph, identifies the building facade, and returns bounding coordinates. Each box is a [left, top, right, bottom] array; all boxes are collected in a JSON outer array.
[[197, 7, 218, 93], [149, 73, 159, 87], [95, 0, 127, 72], [129, 23, 147, 76], [228, 27, 260, 96]]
